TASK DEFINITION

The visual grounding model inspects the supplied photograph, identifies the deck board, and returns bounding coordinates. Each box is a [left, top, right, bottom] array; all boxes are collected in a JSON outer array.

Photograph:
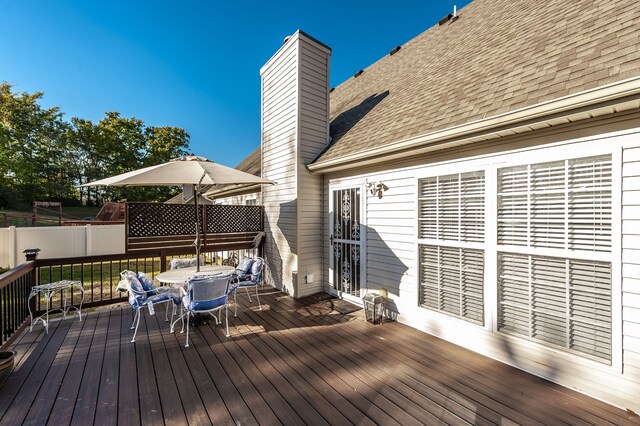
[[116, 306, 139, 425], [94, 308, 121, 426], [1, 285, 638, 426], [47, 309, 98, 425]]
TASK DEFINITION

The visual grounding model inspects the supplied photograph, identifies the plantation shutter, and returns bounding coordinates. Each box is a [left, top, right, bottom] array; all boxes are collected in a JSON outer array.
[[418, 171, 485, 325], [497, 154, 612, 363]]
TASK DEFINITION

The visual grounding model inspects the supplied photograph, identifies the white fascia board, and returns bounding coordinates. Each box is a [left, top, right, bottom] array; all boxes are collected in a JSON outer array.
[[308, 75, 640, 173]]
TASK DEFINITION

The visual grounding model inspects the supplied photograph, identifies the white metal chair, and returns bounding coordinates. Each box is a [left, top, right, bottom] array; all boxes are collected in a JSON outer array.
[[171, 274, 235, 347], [117, 270, 181, 343], [137, 271, 176, 321], [233, 257, 264, 316]]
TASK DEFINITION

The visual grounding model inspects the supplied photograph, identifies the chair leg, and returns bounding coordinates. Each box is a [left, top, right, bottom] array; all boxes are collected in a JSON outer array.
[[164, 303, 170, 322], [185, 312, 190, 348], [131, 309, 141, 343], [245, 287, 252, 302], [225, 304, 230, 337], [170, 308, 183, 333], [130, 309, 137, 329], [255, 285, 262, 311], [234, 290, 238, 317]]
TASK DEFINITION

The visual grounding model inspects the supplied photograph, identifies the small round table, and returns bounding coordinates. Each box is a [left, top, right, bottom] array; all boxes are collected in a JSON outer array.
[[155, 265, 236, 285]]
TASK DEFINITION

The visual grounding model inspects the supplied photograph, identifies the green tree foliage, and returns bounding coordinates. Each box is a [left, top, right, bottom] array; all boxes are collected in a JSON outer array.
[[0, 82, 190, 208]]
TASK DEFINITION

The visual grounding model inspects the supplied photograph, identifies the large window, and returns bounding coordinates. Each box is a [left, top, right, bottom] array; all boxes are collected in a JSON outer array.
[[418, 171, 485, 324], [497, 154, 613, 362]]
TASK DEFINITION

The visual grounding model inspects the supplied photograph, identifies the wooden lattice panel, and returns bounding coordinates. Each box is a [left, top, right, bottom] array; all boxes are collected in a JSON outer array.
[[128, 203, 201, 237], [205, 205, 263, 233]]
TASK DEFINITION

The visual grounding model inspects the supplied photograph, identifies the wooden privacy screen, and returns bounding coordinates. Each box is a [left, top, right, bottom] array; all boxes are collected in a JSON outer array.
[[126, 202, 264, 254]]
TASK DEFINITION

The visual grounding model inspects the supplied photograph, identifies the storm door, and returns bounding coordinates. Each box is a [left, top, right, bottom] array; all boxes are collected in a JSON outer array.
[[329, 186, 364, 300]]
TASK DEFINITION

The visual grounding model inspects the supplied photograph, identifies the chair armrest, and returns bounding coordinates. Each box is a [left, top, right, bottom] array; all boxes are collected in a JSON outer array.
[[235, 273, 252, 282], [130, 286, 147, 297]]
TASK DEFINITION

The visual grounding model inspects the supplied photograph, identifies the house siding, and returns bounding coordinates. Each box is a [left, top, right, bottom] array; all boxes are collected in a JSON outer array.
[[322, 115, 640, 411], [622, 144, 640, 386], [297, 40, 330, 297], [261, 32, 330, 296], [214, 193, 261, 206], [262, 40, 299, 295]]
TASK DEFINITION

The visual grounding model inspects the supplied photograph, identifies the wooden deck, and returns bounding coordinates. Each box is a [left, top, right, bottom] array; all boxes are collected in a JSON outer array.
[[1, 287, 638, 426]]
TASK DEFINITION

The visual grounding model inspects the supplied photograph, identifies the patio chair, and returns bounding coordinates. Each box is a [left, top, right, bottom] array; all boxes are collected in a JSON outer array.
[[137, 271, 177, 321], [169, 255, 205, 270], [171, 274, 236, 347], [232, 257, 264, 316], [117, 270, 181, 343]]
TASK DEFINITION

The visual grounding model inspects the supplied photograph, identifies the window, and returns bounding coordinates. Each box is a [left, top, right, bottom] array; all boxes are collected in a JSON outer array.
[[418, 171, 485, 324], [245, 198, 257, 206], [497, 154, 613, 363]]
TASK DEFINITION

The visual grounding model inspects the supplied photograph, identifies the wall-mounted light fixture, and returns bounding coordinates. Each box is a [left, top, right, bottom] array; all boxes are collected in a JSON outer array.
[[367, 181, 388, 199]]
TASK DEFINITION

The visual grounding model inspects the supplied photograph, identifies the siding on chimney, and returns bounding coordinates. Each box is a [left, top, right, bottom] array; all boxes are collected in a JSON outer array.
[[260, 31, 331, 296]]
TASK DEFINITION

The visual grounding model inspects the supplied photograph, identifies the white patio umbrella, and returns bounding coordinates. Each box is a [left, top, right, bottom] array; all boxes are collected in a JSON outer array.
[[81, 155, 274, 271]]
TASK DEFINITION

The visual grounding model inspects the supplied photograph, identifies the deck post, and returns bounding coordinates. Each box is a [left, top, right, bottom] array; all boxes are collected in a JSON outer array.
[[24, 248, 40, 316]]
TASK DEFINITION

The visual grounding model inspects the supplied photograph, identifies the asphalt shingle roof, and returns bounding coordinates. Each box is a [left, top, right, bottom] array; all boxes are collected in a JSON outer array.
[[316, 0, 640, 164]]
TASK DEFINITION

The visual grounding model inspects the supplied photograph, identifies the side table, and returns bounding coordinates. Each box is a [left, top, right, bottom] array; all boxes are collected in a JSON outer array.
[[28, 280, 84, 334]]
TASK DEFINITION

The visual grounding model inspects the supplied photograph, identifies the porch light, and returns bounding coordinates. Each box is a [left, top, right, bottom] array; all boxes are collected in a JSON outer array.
[[362, 293, 386, 324]]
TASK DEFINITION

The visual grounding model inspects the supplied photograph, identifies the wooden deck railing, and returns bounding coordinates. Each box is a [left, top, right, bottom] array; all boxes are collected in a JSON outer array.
[[0, 262, 36, 347], [126, 203, 263, 253], [0, 246, 258, 349]]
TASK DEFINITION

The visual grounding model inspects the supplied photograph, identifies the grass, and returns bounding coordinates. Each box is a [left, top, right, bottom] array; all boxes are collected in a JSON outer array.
[[37, 258, 163, 305]]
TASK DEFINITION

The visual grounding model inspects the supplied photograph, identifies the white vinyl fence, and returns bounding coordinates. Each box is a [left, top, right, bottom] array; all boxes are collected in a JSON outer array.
[[0, 225, 125, 268]]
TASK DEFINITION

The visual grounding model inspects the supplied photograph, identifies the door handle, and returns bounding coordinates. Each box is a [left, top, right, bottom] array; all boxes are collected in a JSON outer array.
[[330, 234, 334, 245]]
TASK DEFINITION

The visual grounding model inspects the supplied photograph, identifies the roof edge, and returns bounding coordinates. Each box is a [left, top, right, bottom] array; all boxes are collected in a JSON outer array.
[[310, 75, 640, 172], [204, 183, 262, 200]]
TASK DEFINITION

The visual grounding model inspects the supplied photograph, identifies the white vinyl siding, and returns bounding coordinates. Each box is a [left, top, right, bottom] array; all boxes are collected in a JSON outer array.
[[418, 171, 485, 324], [297, 39, 330, 297], [325, 123, 639, 411], [261, 32, 330, 296], [622, 144, 640, 397], [497, 154, 613, 363], [261, 39, 300, 293]]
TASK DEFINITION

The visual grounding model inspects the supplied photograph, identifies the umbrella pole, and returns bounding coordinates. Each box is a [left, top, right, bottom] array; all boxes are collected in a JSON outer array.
[[194, 184, 201, 272]]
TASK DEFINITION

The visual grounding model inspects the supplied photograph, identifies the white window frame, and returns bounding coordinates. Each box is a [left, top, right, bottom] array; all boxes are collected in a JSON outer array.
[[415, 137, 623, 372], [416, 161, 492, 329], [416, 169, 488, 325], [491, 142, 622, 371]]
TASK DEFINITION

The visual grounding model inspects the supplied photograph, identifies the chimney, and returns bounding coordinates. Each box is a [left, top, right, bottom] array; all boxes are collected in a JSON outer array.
[[260, 31, 331, 297]]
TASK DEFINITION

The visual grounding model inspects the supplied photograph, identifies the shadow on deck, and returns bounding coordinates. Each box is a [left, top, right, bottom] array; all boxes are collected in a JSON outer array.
[[0, 287, 637, 425]]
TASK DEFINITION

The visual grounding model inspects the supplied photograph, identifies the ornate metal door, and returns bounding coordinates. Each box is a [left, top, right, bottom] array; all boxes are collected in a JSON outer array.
[[329, 186, 363, 299]]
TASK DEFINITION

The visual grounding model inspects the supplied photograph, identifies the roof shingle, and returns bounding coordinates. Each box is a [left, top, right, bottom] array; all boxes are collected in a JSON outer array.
[[316, 0, 640, 164]]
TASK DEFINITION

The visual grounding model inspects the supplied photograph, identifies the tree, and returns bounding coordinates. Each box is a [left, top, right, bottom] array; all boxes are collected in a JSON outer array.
[[0, 82, 69, 208], [0, 82, 191, 209]]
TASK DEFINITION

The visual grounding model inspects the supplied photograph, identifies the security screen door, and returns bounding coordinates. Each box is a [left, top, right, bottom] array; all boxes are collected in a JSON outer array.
[[329, 186, 364, 300]]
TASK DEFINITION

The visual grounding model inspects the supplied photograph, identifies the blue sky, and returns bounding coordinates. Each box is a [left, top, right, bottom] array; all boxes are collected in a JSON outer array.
[[0, 0, 471, 167]]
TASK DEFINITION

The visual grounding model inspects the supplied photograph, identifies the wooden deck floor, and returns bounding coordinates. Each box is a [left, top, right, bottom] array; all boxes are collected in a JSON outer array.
[[1, 286, 638, 426]]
